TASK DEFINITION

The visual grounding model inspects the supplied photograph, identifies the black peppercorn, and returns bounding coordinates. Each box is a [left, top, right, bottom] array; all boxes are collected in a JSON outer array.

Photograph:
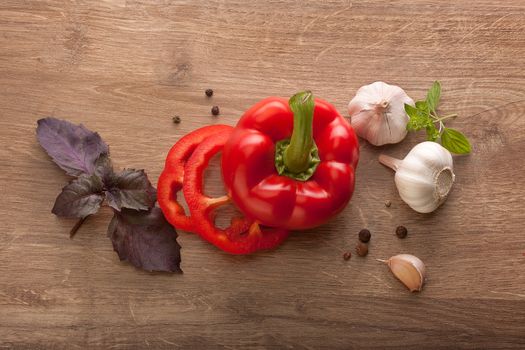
[[358, 229, 371, 243], [211, 106, 220, 116], [355, 242, 368, 257], [205, 89, 213, 97], [172, 115, 181, 124], [396, 225, 408, 239], [343, 251, 352, 261]]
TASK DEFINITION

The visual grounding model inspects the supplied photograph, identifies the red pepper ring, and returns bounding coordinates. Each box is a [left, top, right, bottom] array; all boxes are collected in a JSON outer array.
[[157, 125, 233, 232], [183, 132, 290, 254]]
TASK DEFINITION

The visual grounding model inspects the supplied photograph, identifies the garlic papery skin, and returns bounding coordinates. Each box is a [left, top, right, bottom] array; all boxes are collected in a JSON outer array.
[[379, 141, 455, 213], [380, 254, 426, 292], [348, 81, 414, 146]]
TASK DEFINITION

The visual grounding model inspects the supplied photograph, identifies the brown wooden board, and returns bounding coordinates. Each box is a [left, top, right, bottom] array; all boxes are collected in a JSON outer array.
[[1, 1, 524, 348]]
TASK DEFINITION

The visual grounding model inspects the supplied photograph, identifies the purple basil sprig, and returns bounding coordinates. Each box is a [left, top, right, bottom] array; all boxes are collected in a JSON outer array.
[[36, 117, 181, 273]]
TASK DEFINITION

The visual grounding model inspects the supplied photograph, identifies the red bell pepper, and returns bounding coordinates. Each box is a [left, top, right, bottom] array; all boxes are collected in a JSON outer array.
[[183, 131, 290, 254], [221, 91, 359, 229], [157, 125, 233, 232]]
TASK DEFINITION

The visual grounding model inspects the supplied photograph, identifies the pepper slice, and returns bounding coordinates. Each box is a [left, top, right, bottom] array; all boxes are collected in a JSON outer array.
[[183, 131, 290, 254], [157, 125, 233, 232]]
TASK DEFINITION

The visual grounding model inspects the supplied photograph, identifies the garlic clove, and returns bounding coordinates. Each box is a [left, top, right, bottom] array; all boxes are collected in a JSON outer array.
[[381, 254, 426, 292], [379, 142, 455, 213], [348, 81, 414, 146]]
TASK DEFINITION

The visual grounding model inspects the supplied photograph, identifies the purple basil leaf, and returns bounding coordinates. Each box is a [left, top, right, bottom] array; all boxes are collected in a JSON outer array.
[[52, 175, 104, 218], [107, 207, 182, 273], [105, 169, 156, 211], [94, 153, 115, 184], [36, 117, 109, 176]]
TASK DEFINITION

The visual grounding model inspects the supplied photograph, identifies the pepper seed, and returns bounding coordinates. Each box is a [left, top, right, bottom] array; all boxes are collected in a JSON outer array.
[[355, 242, 368, 257], [396, 225, 408, 239], [358, 229, 371, 243]]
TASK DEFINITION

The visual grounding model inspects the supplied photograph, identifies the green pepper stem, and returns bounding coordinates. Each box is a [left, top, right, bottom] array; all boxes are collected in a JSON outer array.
[[284, 91, 315, 173]]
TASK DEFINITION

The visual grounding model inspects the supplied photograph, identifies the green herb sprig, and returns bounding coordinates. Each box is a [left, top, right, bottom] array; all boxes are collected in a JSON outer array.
[[404, 81, 471, 154]]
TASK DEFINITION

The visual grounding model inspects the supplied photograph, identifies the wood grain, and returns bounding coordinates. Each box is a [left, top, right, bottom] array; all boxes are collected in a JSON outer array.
[[1, 1, 525, 348]]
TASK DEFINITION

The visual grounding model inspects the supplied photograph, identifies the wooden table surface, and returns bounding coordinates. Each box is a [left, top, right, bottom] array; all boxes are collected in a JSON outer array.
[[1, 1, 525, 349]]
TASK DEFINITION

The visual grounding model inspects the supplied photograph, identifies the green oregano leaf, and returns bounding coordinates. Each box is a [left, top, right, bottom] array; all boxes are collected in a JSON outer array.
[[405, 104, 431, 131], [426, 125, 440, 142], [426, 81, 441, 113], [415, 100, 429, 113], [404, 103, 419, 119], [406, 82, 472, 154], [441, 128, 471, 154]]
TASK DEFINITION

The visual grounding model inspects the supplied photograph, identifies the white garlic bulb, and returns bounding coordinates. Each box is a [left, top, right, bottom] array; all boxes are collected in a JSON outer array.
[[379, 141, 455, 213], [348, 81, 414, 146], [379, 254, 426, 292]]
